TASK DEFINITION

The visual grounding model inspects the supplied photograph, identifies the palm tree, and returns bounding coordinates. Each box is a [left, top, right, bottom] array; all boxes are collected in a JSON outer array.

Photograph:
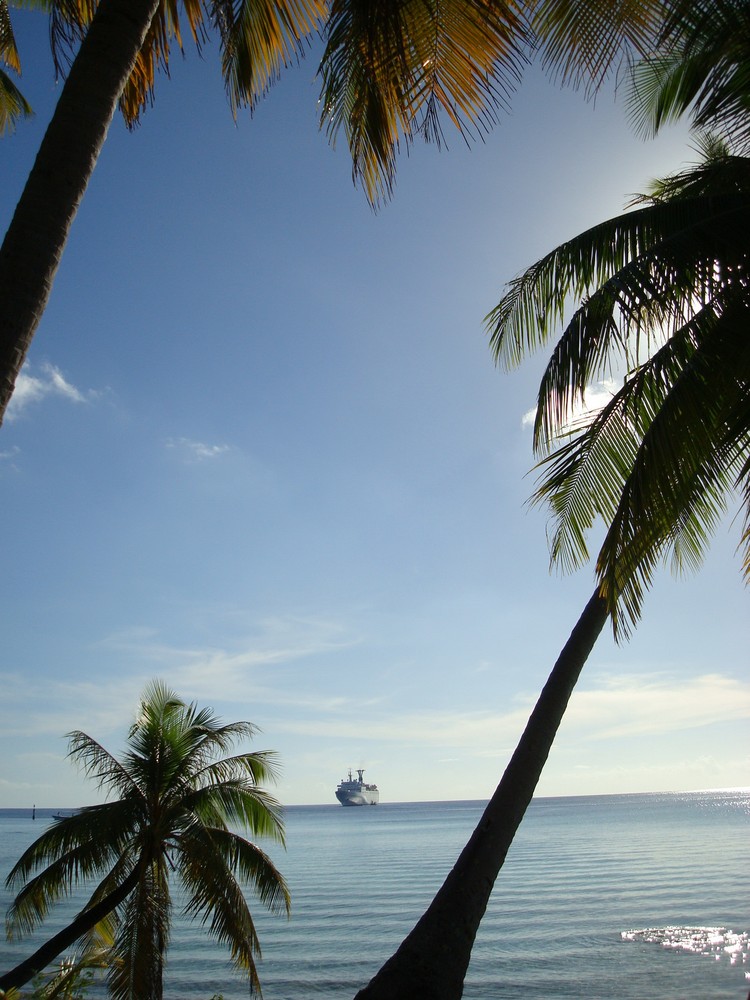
[[356, 80, 750, 1000], [0, 0, 32, 134], [1, 680, 290, 998]]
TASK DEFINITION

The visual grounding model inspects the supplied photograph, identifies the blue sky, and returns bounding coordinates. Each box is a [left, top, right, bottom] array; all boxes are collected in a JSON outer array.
[[1, 10, 747, 808]]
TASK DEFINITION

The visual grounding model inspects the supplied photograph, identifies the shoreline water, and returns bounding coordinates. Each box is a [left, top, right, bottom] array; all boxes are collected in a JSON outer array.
[[1, 791, 748, 999]]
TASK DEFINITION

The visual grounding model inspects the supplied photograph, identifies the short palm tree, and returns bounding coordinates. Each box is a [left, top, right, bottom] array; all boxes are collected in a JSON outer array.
[[1, 680, 290, 998]]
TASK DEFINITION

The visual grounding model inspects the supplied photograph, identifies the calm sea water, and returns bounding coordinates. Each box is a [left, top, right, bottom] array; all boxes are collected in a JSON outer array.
[[0, 791, 748, 999]]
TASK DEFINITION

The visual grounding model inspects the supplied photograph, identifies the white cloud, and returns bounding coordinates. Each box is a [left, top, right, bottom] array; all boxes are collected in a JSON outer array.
[[6, 362, 91, 420], [166, 437, 231, 461], [522, 378, 618, 431], [561, 672, 750, 739]]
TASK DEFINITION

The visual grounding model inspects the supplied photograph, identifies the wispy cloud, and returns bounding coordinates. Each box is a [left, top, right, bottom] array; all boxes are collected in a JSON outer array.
[[269, 672, 750, 750], [96, 615, 362, 701], [166, 437, 231, 462], [6, 362, 94, 420]]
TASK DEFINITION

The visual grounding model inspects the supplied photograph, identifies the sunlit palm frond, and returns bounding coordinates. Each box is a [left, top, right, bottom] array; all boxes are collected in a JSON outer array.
[[0, 66, 32, 133], [0, 1, 20, 73], [319, 0, 530, 205], [213, 0, 326, 118], [0, 1, 33, 133], [183, 773, 286, 842]]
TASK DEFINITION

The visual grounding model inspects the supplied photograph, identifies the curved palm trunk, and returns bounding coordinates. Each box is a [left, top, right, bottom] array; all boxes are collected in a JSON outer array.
[[0, 0, 161, 426], [0, 866, 139, 994], [355, 588, 608, 1000]]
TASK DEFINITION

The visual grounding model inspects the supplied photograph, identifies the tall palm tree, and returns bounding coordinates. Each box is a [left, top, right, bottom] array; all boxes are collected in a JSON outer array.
[[0, 0, 32, 133], [1, 680, 290, 998], [356, 96, 750, 1000]]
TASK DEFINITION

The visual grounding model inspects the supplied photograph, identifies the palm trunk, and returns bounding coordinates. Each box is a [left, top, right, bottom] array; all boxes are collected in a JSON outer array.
[[0, 0, 161, 426], [0, 866, 139, 994], [355, 588, 608, 1000]]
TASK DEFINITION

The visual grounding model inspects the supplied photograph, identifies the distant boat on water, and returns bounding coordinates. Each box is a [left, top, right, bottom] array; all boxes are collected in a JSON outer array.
[[335, 768, 379, 806]]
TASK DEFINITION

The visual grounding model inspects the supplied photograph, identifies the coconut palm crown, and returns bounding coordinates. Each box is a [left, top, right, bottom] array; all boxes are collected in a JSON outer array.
[[2, 680, 289, 999], [487, 135, 750, 638]]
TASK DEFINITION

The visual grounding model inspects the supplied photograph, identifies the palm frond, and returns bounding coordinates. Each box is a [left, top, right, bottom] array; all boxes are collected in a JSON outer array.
[[177, 824, 290, 994], [0, 1, 21, 73], [0, 66, 32, 133], [66, 731, 142, 800], [627, 0, 750, 154], [596, 299, 750, 635], [0, 1, 32, 133], [212, 0, 326, 118], [488, 190, 750, 373], [5, 801, 138, 936], [530, 0, 663, 94], [182, 775, 286, 843], [319, 0, 530, 205]]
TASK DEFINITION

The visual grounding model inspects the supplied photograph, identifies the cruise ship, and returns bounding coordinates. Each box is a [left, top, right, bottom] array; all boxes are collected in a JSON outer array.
[[335, 768, 379, 806]]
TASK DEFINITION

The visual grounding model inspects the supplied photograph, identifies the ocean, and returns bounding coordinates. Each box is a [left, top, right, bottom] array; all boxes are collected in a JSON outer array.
[[0, 790, 748, 998]]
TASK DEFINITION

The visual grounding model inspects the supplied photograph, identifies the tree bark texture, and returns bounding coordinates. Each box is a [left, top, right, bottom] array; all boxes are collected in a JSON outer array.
[[355, 588, 608, 1000], [0, 0, 162, 426], [0, 866, 139, 994]]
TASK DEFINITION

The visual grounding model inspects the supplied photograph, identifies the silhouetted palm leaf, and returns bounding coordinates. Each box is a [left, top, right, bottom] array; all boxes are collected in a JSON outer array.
[[488, 142, 750, 636]]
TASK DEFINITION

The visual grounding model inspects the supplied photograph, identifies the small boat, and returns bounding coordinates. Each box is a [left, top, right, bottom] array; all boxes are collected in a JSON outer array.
[[335, 768, 379, 806]]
